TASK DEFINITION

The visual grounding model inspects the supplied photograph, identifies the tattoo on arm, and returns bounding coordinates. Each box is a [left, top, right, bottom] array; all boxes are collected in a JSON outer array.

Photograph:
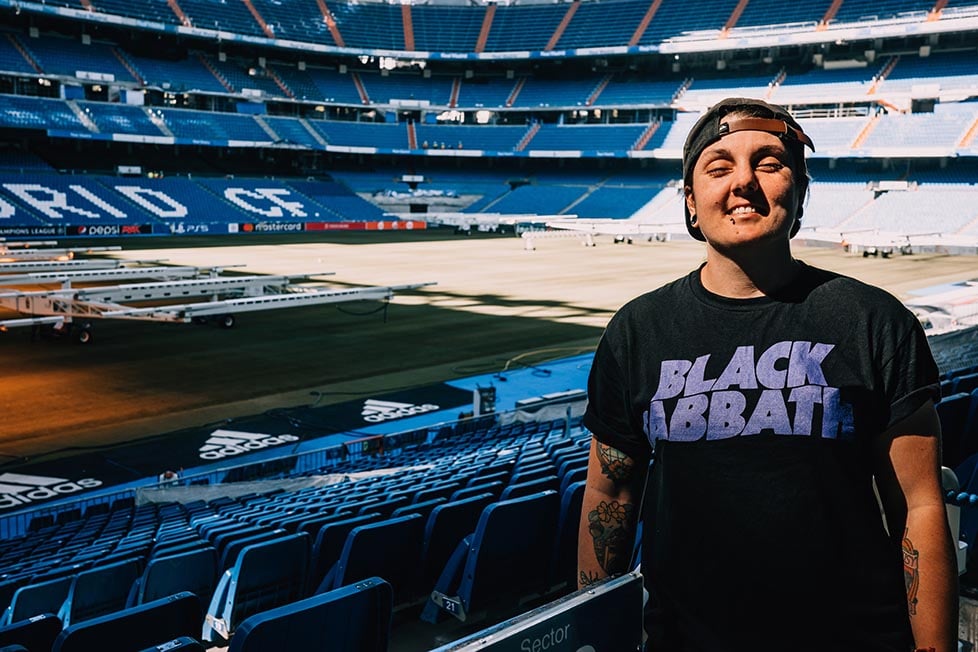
[[902, 528, 920, 616], [579, 570, 601, 587], [596, 443, 635, 484], [588, 500, 635, 576]]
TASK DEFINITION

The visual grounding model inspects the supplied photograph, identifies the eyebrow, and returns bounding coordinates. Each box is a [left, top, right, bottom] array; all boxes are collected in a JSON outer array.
[[701, 143, 788, 162]]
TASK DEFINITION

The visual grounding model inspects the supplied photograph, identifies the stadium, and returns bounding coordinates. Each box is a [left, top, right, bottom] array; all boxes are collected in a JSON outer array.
[[0, 0, 977, 648]]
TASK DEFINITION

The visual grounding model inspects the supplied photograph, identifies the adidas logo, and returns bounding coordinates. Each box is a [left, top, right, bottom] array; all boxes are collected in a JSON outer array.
[[361, 399, 439, 423], [0, 472, 103, 511], [199, 429, 299, 461]]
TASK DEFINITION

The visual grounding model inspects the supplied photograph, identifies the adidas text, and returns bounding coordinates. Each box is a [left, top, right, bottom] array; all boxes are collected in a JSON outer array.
[[362, 400, 440, 423], [199, 434, 299, 460], [0, 478, 102, 510]]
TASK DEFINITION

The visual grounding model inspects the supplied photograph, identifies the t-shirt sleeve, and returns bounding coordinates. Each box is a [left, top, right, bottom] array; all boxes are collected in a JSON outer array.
[[584, 329, 652, 463], [879, 310, 941, 429]]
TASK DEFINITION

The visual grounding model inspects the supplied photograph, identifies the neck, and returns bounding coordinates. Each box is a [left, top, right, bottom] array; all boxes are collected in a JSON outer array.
[[700, 244, 799, 299]]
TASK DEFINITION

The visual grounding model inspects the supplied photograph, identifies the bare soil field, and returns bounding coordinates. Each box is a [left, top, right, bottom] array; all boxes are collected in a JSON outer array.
[[1, 230, 975, 463]]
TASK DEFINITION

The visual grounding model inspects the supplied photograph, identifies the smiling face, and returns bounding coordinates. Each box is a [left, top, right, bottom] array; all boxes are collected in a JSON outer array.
[[684, 123, 801, 253]]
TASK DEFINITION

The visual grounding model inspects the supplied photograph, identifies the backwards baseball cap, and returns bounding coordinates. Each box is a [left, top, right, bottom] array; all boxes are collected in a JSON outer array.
[[682, 97, 816, 241]]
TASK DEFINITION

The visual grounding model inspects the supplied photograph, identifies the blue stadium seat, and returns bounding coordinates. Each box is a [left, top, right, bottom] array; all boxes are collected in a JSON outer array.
[[499, 475, 559, 501], [0, 613, 62, 652], [423, 490, 560, 623], [2, 576, 73, 627], [550, 480, 586, 589], [938, 392, 973, 469], [309, 513, 383, 594], [58, 558, 142, 627], [52, 592, 200, 652], [318, 514, 425, 606], [390, 497, 447, 522], [136, 637, 206, 652], [201, 533, 310, 645], [229, 577, 392, 652], [450, 481, 504, 502], [129, 547, 217, 624], [954, 373, 978, 396]]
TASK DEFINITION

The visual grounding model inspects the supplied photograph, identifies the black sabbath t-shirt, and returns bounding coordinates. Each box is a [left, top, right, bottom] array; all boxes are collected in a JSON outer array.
[[584, 262, 940, 651]]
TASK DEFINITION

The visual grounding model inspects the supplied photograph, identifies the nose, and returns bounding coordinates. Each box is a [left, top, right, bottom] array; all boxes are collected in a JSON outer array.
[[730, 163, 759, 194]]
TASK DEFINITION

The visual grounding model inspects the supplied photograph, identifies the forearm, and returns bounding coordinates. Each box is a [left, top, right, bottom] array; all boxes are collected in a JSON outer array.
[[577, 439, 643, 589], [577, 484, 638, 588], [903, 504, 958, 652]]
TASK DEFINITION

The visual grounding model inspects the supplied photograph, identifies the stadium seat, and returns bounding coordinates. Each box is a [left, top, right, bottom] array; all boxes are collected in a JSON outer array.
[[309, 513, 383, 594], [129, 547, 218, 623], [0, 613, 62, 652], [52, 592, 201, 652], [423, 490, 560, 623], [450, 481, 504, 502], [499, 475, 559, 501], [218, 530, 290, 572], [938, 392, 973, 469], [420, 493, 496, 592], [2, 576, 73, 627], [550, 480, 586, 589], [391, 497, 447, 522], [229, 577, 392, 652], [136, 637, 206, 651], [58, 558, 142, 627], [318, 514, 425, 606], [201, 533, 310, 645]]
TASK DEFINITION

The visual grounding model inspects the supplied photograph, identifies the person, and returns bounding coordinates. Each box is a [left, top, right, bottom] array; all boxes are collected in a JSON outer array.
[[577, 97, 957, 651]]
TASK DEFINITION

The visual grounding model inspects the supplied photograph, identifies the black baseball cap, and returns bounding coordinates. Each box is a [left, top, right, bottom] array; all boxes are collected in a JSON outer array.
[[682, 97, 816, 241]]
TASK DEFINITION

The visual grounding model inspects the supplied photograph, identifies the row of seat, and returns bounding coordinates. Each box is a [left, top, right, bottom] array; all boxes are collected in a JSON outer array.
[[0, 422, 591, 649]]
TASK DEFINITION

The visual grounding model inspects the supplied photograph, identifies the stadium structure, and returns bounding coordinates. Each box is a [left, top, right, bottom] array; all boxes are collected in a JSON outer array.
[[0, 0, 977, 649]]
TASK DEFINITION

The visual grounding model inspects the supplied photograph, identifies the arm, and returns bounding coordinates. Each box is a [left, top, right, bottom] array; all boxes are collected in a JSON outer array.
[[577, 437, 646, 589], [874, 400, 958, 652]]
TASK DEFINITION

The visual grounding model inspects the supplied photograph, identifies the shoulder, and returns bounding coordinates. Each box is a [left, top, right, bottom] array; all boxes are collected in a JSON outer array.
[[610, 272, 693, 325], [799, 262, 911, 317]]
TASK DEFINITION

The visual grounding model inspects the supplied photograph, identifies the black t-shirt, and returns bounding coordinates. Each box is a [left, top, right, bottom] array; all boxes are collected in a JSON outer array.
[[584, 262, 940, 652]]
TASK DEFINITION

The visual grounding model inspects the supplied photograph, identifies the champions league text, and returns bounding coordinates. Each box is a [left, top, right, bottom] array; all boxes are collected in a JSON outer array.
[[643, 341, 856, 442]]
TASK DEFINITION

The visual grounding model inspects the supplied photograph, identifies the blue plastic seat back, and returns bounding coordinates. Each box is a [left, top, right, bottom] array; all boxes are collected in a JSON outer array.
[[0, 613, 62, 652], [953, 372, 978, 396], [229, 577, 392, 652], [219, 530, 288, 572], [460, 491, 560, 611], [499, 476, 559, 501], [52, 592, 201, 652], [226, 533, 310, 633], [136, 636, 206, 651], [138, 547, 218, 618], [60, 558, 143, 627], [330, 515, 425, 605], [422, 493, 495, 590], [391, 497, 447, 522], [450, 481, 503, 502], [5, 577, 72, 626], [938, 392, 972, 468], [551, 480, 587, 588], [310, 513, 382, 592]]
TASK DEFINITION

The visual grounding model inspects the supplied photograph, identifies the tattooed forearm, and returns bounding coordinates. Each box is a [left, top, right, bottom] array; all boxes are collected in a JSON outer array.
[[596, 443, 635, 484], [588, 499, 635, 576], [902, 528, 920, 616], [579, 570, 601, 587]]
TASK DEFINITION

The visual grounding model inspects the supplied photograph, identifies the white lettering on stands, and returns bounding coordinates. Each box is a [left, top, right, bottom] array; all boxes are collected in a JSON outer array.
[[114, 186, 188, 218], [4, 184, 101, 219], [0, 477, 103, 510], [69, 185, 127, 217], [520, 624, 571, 652], [0, 196, 15, 219], [224, 188, 307, 218]]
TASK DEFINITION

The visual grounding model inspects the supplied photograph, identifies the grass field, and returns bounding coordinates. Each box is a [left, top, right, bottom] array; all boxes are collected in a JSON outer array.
[[2, 230, 976, 463]]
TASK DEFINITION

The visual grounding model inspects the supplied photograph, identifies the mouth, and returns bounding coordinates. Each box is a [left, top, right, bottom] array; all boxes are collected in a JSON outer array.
[[727, 205, 763, 216]]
